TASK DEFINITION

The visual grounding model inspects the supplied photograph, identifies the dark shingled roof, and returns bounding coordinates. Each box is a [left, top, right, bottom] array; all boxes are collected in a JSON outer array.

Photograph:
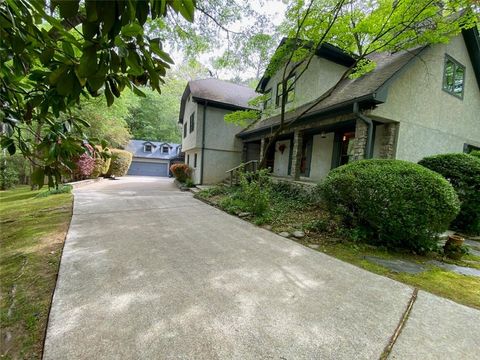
[[125, 140, 181, 160], [179, 78, 257, 123], [239, 46, 426, 137]]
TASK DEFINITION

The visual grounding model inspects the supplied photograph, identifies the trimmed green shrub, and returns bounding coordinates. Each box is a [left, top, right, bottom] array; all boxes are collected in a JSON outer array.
[[170, 163, 191, 182], [469, 150, 480, 160], [90, 158, 105, 178], [320, 159, 460, 252], [106, 149, 133, 177], [419, 153, 480, 235]]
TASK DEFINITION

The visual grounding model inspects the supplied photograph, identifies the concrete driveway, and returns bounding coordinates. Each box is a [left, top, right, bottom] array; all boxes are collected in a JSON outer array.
[[44, 176, 479, 359]]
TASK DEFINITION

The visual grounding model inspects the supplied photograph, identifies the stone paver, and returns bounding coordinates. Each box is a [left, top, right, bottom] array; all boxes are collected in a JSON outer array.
[[428, 260, 480, 277], [364, 256, 426, 274], [44, 176, 480, 359]]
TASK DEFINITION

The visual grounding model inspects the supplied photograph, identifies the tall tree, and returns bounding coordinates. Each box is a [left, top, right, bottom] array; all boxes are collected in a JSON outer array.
[[227, 0, 478, 168]]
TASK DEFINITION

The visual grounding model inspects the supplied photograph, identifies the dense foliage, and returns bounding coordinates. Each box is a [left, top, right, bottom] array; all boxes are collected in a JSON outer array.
[[170, 163, 192, 182], [106, 149, 133, 177], [320, 160, 460, 252], [419, 153, 480, 235], [0, 0, 194, 188]]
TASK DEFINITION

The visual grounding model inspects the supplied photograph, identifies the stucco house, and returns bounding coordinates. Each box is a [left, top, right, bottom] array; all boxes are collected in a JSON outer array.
[[178, 78, 257, 184], [241, 27, 480, 182], [125, 140, 182, 177]]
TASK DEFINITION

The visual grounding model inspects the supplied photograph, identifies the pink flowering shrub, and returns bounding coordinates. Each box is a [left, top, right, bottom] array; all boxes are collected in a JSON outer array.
[[72, 143, 96, 180]]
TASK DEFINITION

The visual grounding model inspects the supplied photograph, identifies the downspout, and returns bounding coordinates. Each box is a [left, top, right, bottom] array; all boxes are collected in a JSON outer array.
[[353, 102, 374, 159], [200, 101, 207, 185]]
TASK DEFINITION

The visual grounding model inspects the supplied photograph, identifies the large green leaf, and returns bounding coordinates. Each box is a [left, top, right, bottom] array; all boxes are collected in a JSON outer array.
[[77, 46, 97, 78], [31, 168, 45, 188], [52, 0, 80, 19], [121, 22, 143, 37]]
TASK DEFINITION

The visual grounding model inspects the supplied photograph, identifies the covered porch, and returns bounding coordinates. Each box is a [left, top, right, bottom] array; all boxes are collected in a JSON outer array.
[[241, 115, 399, 182]]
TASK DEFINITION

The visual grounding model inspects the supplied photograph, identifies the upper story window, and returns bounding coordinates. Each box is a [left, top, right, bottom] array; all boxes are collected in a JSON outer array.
[[189, 112, 195, 133], [276, 74, 296, 107], [443, 55, 465, 99], [183, 122, 188, 138], [263, 89, 272, 110], [144, 144, 153, 152], [161, 146, 169, 154]]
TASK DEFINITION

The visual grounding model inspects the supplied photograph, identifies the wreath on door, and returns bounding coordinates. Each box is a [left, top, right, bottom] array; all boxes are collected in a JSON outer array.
[[278, 143, 286, 154]]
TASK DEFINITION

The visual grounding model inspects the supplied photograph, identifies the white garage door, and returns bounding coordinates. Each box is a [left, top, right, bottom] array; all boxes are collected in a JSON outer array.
[[127, 161, 169, 177]]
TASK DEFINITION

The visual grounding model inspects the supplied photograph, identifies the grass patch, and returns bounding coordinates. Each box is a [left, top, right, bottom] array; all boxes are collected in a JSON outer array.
[[0, 185, 73, 359], [197, 183, 480, 309]]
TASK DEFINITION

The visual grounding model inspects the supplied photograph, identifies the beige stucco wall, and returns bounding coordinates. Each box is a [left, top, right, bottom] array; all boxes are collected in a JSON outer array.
[[371, 35, 480, 162], [262, 57, 348, 117], [184, 149, 201, 184], [183, 105, 245, 184], [181, 96, 203, 152], [309, 132, 335, 180], [202, 149, 242, 185]]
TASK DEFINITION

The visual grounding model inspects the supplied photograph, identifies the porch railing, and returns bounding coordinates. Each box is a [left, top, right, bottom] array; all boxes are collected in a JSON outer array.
[[225, 160, 259, 186]]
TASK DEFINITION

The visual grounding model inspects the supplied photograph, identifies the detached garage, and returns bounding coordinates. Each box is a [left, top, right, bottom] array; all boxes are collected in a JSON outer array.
[[128, 161, 169, 177], [125, 140, 182, 177]]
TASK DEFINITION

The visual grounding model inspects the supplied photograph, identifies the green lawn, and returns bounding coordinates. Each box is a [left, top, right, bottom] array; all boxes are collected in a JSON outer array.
[[0, 186, 73, 359], [196, 186, 480, 309]]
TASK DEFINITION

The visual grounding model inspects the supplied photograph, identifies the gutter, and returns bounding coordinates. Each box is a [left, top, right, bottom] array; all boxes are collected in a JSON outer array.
[[200, 101, 207, 185], [353, 102, 373, 159]]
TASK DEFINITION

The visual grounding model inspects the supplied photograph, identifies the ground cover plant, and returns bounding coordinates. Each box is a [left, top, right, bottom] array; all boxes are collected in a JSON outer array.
[[419, 153, 480, 235], [196, 171, 479, 309], [0, 186, 73, 359]]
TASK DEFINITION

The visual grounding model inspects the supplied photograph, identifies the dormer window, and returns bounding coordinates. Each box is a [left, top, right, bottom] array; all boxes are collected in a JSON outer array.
[[162, 146, 169, 154], [144, 144, 153, 152]]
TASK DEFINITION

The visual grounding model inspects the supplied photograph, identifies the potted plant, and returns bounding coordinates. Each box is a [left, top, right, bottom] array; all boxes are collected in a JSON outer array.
[[444, 234, 467, 260]]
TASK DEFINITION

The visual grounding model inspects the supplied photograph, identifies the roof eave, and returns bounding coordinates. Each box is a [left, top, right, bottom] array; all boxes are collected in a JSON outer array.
[[237, 94, 378, 139]]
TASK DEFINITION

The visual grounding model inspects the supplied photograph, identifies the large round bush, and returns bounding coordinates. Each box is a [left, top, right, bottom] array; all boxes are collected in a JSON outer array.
[[419, 153, 480, 234], [320, 159, 460, 252], [106, 149, 133, 177]]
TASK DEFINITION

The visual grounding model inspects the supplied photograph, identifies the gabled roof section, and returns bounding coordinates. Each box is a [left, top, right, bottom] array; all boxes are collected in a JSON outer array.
[[240, 47, 425, 138], [178, 78, 257, 123], [125, 140, 181, 160], [256, 38, 357, 93], [462, 26, 480, 90]]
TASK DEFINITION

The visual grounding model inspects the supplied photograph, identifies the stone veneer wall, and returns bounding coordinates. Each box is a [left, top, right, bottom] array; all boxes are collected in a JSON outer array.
[[353, 119, 368, 160], [379, 123, 398, 159]]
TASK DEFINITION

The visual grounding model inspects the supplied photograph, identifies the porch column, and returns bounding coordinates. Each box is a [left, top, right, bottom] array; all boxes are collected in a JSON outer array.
[[353, 119, 368, 160], [259, 137, 266, 164], [291, 130, 304, 180], [380, 123, 399, 159]]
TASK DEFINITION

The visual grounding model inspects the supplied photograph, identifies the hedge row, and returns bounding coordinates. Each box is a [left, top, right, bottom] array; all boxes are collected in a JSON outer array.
[[419, 153, 480, 235]]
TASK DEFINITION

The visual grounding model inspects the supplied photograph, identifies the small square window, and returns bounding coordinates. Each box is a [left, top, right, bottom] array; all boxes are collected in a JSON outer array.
[[443, 55, 465, 99], [162, 146, 169, 154], [144, 144, 152, 152]]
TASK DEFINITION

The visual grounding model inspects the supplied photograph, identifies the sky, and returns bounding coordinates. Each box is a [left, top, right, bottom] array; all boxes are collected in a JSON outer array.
[[169, 0, 288, 81]]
